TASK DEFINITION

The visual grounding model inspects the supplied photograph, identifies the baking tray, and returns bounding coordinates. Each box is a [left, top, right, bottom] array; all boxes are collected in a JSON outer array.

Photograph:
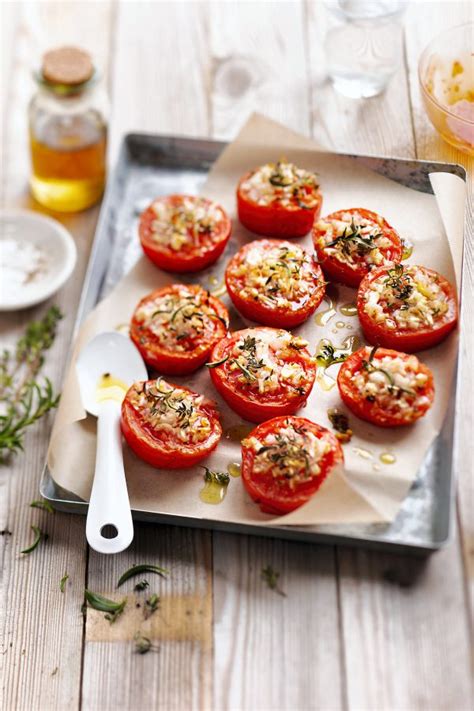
[[40, 133, 466, 554]]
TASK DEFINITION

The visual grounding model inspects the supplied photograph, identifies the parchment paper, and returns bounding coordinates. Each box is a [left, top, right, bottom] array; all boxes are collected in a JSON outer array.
[[47, 114, 465, 526]]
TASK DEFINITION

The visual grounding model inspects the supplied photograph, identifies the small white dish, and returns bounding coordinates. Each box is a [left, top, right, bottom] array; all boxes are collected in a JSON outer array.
[[0, 209, 77, 311]]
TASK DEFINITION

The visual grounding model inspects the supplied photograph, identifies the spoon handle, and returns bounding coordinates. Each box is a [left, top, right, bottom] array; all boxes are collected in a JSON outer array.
[[86, 400, 134, 554]]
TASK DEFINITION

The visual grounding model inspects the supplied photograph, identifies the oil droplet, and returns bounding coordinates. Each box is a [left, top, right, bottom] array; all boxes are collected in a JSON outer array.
[[339, 302, 357, 317], [331, 328, 338, 334], [353, 446, 374, 460], [115, 322, 130, 336], [314, 287, 338, 326], [401, 239, 414, 261], [335, 321, 345, 329], [339, 334, 361, 353], [208, 275, 219, 286], [227, 462, 241, 478], [380, 452, 396, 465], [225, 424, 254, 442], [346, 324, 353, 330], [96, 373, 128, 404], [211, 281, 227, 298], [316, 368, 336, 391], [199, 477, 229, 505]]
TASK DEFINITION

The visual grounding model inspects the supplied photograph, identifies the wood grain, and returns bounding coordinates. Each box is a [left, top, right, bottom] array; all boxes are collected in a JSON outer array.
[[0, 3, 113, 711], [307, 2, 474, 710]]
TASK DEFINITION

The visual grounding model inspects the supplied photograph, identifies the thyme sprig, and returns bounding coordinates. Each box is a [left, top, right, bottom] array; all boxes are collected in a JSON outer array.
[[361, 347, 416, 398], [0, 306, 62, 461], [327, 219, 381, 257], [383, 264, 413, 301]]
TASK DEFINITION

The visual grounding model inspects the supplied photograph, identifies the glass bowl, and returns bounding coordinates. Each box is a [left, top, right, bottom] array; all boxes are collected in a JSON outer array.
[[418, 23, 473, 155]]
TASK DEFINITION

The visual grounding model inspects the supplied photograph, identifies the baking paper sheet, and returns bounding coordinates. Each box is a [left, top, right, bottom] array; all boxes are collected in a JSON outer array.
[[47, 114, 464, 526]]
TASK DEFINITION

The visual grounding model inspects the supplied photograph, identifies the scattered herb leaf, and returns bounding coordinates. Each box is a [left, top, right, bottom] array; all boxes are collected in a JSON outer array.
[[84, 590, 126, 623], [261, 565, 287, 597], [327, 408, 353, 443], [60, 573, 69, 593], [134, 632, 157, 655], [205, 356, 228, 369], [30, 499, 54, 514], [134, 579, 149, 592], [20, 525, 48, 554], [144, 593, 160, 618], [316, 344, 348, 368], [201, 466, 230, 487], [117, 564, 169, 588]]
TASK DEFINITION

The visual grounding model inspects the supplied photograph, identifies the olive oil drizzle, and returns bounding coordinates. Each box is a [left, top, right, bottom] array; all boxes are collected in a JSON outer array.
[[315, 335, 361, 391], [314, 287, 339, 326], [339, 302, 357, 317], [199, 467, 230, 505], [96, 373, 128, 403]]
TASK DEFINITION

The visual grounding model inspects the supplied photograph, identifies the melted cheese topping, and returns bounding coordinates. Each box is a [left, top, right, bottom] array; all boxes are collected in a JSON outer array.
[[353, 348, 430, 415], [129, 379, 212, 443], [315, 211, 393, 269], [244, 421, 331, 489], [229, 241, 317, 309], [134, 286, 225, 352], [228, 330, 312, 394], [149, 197, 224, 251], [363, 265, 450, 330], [240, 161, 320, 209]]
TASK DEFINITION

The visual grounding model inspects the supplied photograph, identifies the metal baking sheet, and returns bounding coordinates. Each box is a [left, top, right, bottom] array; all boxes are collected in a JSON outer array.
[[40, 133, 465, 554]]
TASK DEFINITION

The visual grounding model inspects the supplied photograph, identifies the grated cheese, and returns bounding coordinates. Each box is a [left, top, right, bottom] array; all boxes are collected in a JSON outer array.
[[149, 196, 225, 251], [240, 161, 319, 209]]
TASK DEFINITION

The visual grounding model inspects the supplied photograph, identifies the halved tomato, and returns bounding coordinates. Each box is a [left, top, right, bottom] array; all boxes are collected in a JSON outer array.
[[139, 194, 231, 273], [312, 208, 403, 287], [225, 239, 325, 328], [338, 346, 435, 427], [121, 378, 222, 469], [236, 161, 322, 238], [207, 327, 316, 423], [241, 416, 343, 515], [357, 263, 458, 352], [130, 284, 229, 375]]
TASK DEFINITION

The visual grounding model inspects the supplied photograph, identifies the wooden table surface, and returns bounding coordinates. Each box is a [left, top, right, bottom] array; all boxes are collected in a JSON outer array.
[[1, 2, 473, 710]]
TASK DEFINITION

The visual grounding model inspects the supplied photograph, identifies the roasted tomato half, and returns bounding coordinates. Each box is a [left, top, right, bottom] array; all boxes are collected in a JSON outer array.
[[338, 346, 435, 427], [241, 416, 343, 515], [130, 284, 229, 375], [236, 160, 322, 238], [312, 208, 403, 287], [121, 378, 222, 469], [225, 239, 325, 328], [357, 263, 458, 352], [207, 327, 316, 423], [139, 194, 231, 273]]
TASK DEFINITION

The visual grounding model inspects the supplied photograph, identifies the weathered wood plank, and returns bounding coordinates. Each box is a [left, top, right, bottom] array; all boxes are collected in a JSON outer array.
[[80, 3, 214, 709], [404, 0, 474, 653], [0, 3, 114, 710], [208, 4, 343, 710], [307, 2, 473, 709]]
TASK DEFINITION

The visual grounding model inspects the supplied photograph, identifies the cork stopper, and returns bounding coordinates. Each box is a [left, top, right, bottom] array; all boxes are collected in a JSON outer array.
[[42, 46, 93, 86]]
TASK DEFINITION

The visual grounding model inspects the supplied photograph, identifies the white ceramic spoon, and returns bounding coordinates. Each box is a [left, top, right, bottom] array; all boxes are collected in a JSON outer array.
[[76, 332, 147, 554]]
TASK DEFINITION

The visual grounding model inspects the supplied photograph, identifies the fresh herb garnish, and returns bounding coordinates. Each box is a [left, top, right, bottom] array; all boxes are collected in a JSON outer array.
[[134, 580, 149, 592], [30, 499, 54, 514], [117, 564, 169, 588], [316, 344, 348, 368], [84, 590, 126, 623], [230, 336, 265, 381], [21, 525, 48, 554], [384, 264, 413, 301], [202, 467, 230, 487], [257, 424, 311, 483], [327, 219, 381, 257], [60, 573, 69, 592], [361, 348, 416, 397], [205, 356, 228, 369], [261, 565, 287, 597], [144, 593, 160, 618], [0, 306, 62, 460], [134, 632, 156, 655]]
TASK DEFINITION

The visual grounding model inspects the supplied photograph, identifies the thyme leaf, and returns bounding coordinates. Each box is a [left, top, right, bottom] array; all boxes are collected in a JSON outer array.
[[21, 525, 48, 554], [84, 590, 126, 623], [261, 565, 287, 597], [144, 593, 160, 619], [201, 467, 230, 487], [134, 579, 149, 592], [134, 632, 155, 654], [117, 564, 169, 588], [60, 573, 69, 592], [30, 499, 54, 514]]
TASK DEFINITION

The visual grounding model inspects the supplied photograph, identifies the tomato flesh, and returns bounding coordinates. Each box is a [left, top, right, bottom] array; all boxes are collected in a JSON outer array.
[[139, 194, 231, 273], [241, 416, 344, 514], [357, 264, 457, 352], [130, 284, 229, 375], [225, 239, 326, 328], [312, 208, 403, 287], [208, 327, 316, 423], [337, 347, 435, 427], [121, 379, 222, 469]]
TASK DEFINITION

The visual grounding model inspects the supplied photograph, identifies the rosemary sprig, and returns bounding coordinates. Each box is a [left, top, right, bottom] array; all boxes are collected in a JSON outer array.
[[60, 573, 69, 592], [117, 564, 169, 588], [21, 525, 48, 554], [0, 306, 62, 461], [261, 565, 287, 597], [30, 499, 54, 514], [84, 590, 127, 623]]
